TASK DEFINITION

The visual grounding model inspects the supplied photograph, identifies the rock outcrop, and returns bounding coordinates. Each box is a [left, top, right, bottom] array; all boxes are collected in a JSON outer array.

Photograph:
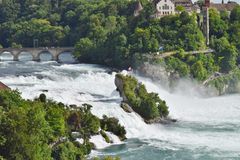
[[138, 62, 170, 87], [115, 73, 174, 124], [115, 75, 128, 102], [145, 117, 177, 124], [120, 102, 133, 113]]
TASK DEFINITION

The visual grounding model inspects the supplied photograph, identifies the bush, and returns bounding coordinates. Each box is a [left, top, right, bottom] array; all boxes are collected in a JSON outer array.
[[66, 104, 100, 137], [39, 93, 46, 103], [101, 115, 126, 141], [52, 141, 84, 160], [0, 90, 119, 159], [100, 130, 111, 143]]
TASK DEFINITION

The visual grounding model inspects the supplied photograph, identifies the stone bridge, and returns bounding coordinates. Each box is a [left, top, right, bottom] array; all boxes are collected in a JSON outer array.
[[0, 47, 74, 61]]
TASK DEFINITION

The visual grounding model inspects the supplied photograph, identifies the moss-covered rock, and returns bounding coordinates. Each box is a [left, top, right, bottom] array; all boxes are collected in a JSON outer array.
[[115, 74, 169, 122]]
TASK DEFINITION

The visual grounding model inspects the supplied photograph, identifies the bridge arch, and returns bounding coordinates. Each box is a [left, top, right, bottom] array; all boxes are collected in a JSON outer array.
[[17, 51, 34, 61], [0, 51, 15, 61], [58, 51, 76, 63], [37, 50, 53, 61]]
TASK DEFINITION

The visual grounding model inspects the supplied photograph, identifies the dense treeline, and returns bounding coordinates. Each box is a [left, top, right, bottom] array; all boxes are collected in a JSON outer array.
[[0, 0, 205, 68], [1, 0, 240, 89], [150, 6, 240, 88], [73, 1, 206, 68], [0, 90, 125, 160]]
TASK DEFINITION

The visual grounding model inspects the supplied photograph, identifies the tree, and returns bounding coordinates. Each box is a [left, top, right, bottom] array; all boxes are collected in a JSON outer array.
[[191, 60, 208, 81], [52, 141, 84, 160], [229, 22, 240, 50], [213, 37, 237, 73], [230, 6, 240, 22], [220, 10, 229, 22], [195, 0, 204, 9], [0, 0, 20, 23], [176, 6, 185, 13], [0, 92, 53, 159], [74, 38, 95, 60], [209, 8, 228, 38]]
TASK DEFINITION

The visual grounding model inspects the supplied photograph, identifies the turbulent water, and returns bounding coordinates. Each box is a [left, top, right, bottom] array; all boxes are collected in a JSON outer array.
[[1, 53, 240, 160]]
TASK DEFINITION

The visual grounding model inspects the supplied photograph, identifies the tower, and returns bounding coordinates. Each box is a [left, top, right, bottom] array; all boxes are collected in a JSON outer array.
[[134, 1, 143, 17], [205, 0, 210, 7], [202, 0, 210, 45]]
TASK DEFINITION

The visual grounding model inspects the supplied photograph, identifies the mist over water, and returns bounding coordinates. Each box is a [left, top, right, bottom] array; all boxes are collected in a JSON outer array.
[[0, 53, 240, 160]]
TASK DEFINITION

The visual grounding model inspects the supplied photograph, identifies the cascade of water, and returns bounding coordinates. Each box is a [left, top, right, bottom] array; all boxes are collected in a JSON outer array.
[[1, 60, 240, 156]]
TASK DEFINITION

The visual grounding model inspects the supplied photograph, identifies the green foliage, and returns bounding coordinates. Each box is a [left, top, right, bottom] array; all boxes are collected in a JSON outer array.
[[52, 141, 84, 160], [165, 56, 190, 77], [209, 8, 228, 38], [116, 74, 169, 121], [39, 93, 47, 103], [0, 90, 52, 160], [67, 104, 101, 138], [212, 37, 237, 73], [93, 156, 121, 160], [0, 90, 125, 159], [100, 130, 111, 143], [74, 38, 95, 60], [0, 0, 20, 23], [208, 69, 240, 95], [101, 115, 126, 141], [1, 0, 240, 91], [66, 1, 205, 68], [191, 61, 208, 81], [230, 6, 240, 22], [229, 22, 240, 51], [176, 6, 185, 12], [163, 50, 220, 82], [102, 156, 121, 160]]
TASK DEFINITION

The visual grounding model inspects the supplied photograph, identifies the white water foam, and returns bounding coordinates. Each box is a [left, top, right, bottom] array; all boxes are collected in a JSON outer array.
[[1, 62, 240, 152]]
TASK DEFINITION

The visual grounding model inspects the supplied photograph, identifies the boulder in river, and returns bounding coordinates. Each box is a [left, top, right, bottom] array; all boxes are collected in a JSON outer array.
[[115, 73, 172, 124], [121, 102, 133, 113]]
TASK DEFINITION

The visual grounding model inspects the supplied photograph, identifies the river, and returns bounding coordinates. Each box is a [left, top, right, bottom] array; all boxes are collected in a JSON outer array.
[[0, 53, 240, 160]]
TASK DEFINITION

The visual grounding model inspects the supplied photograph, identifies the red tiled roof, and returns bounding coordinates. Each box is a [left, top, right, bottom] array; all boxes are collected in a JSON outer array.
[[0, 82, 10, 90], [210, 2, 239, 11]]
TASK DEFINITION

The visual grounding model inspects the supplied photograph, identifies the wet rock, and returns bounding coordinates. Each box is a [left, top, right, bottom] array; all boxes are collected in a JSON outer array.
[[40, 89, 48, 92], [145, 117, 177, 124], [121, 102, 133, 113], [114, 75, 128, 102]]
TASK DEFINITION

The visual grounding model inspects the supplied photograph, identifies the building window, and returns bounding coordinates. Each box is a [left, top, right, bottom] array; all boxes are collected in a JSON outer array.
[[162, 6, 164, 10], [164, 4, 169, 10], [165, 0, 167, 2]]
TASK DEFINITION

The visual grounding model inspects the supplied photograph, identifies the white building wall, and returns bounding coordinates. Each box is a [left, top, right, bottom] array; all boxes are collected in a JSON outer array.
[[156, 0, 175, 17]]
